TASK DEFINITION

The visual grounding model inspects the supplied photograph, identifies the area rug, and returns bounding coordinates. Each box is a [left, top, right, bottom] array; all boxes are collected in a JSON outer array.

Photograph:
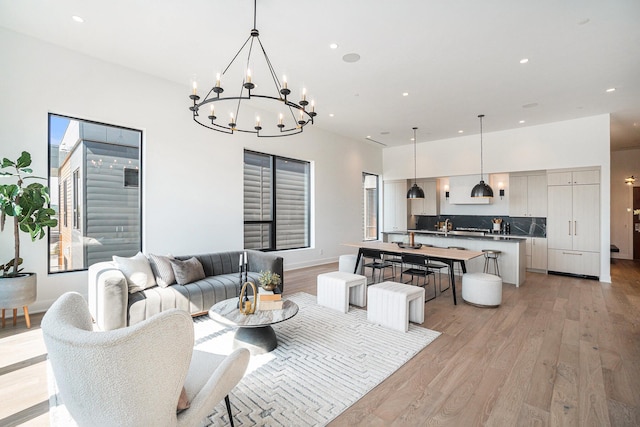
[[49, 292, 440, 426]]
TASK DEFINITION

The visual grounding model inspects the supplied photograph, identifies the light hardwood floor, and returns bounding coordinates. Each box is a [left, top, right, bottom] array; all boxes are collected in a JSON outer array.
[[1, 261, 639, 426]]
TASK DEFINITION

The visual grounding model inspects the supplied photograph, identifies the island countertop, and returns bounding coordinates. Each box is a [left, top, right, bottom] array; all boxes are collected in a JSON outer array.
[[381, 230, 527, 286], [382, 229, 527, 242]]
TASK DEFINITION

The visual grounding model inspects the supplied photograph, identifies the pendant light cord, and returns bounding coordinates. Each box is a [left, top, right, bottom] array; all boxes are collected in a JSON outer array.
[[478, 114, 484, 181], [413, 127, 418, 184]]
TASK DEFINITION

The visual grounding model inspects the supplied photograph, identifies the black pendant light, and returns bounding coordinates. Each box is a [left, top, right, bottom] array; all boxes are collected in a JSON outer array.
[[407, 127, 425, 199], [471, 114, 494, 198]]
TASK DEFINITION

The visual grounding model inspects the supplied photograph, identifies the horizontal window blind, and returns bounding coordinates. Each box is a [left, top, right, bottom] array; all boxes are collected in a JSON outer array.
[[244, 151, 310, 251]]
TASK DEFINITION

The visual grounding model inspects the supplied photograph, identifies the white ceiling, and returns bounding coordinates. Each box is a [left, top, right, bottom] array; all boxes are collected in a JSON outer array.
[[1, 0, 639, 149]]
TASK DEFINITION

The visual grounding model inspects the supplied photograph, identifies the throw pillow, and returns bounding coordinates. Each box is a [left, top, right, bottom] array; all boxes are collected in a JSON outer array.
[[169, 257, 206, 285], [112, 252, 157, 293], [177, 387, 190, 413], [148, 253, 176, 287]]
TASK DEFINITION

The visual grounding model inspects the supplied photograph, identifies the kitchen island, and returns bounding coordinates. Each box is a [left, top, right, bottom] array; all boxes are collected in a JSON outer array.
[[382, 230, 527, 286]]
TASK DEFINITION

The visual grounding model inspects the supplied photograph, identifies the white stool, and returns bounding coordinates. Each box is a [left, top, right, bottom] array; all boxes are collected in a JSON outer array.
[[367, 281, 425, 332], [462, 273, 502, 308], [339, 254, 363, 274], [317, 271, 367, 313]]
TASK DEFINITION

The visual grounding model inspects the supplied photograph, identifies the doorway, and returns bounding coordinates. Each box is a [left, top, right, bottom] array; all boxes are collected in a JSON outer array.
[[634, 187, 640, 259]]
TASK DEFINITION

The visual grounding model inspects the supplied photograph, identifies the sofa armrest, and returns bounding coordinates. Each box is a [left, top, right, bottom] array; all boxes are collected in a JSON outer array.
[[246, 250, 284, 292], [88, 262, 129, 330]]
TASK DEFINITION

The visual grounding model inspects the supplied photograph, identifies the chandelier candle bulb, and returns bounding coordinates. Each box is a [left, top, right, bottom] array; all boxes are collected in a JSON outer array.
[[246, 68, 252, 83], [282, 75, 287, 89], [192, 81, 197, 95], [215, 73, 221, 87], [279, 113, 283, 125]]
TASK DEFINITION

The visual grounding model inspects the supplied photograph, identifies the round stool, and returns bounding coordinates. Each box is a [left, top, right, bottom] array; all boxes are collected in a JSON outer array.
[[482, 249, 502, 277], [462, 272, 502, 307]]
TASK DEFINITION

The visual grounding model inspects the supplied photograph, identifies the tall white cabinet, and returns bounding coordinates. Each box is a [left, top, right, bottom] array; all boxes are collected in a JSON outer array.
[[383, 180, 408, 232], [547, 169, 600, 277]]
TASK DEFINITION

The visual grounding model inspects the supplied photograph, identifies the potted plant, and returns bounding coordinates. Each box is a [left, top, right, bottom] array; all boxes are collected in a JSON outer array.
[[0, 151, 57, 326], [258, 270, 281, 292]]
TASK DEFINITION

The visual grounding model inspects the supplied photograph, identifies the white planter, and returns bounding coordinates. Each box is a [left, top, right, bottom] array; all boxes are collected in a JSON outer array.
[[0, 273, 37, 308]]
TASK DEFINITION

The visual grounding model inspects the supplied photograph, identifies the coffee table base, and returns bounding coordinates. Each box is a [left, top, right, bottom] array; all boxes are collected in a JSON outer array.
[[233, 325, 277, 355]]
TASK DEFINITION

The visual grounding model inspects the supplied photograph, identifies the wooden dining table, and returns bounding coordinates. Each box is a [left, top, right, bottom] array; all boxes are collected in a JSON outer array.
[[344, 241, 484, 305]]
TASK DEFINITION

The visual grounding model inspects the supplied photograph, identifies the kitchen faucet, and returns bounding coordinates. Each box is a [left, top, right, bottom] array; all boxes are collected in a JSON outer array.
[[444, 218, 450, 235]]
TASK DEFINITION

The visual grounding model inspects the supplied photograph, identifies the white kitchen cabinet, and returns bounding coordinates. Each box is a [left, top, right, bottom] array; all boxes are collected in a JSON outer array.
[[509, 173, 547, 217], [547, 249, 600, 277], [547, 169, 599, 186], [383, 180, 408, 232], [409, 179, 437, 215], [547, 171, 599, 277], [530, 237, 547, 270]]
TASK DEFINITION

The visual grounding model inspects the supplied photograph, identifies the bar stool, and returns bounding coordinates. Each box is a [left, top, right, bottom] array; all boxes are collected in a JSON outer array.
[[482, 249, 502, 276]]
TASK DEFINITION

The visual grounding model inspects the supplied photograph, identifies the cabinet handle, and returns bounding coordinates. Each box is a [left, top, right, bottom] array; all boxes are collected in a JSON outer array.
[[562, 252, 582, 256], [568, 221, 572, 235], [574, 221, 577, 235]]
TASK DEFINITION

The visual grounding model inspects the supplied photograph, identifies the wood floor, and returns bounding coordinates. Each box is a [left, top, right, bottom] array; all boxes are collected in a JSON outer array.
[[1, 261, 639, 426]]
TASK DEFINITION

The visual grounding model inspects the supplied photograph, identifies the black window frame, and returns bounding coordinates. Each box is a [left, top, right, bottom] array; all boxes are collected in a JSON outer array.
[[47, 113, 143, 274], [243, 149, 311, 252]]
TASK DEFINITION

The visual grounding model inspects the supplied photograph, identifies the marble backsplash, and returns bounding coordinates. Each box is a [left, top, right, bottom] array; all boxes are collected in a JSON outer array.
[[415, 215, 546, 237]]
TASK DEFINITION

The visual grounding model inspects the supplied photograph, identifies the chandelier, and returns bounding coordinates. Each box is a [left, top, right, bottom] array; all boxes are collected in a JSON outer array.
[[188, 0, 316, 137]]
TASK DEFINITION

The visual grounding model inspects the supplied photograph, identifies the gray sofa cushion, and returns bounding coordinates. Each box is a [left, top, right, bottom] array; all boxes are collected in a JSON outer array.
[[170, 257, 206, 285]]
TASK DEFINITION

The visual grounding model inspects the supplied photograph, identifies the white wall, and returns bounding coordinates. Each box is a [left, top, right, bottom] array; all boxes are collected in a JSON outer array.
[[611, 148, 640, 259], [383, 115, 612, 282], [0, 29, 382, 312]]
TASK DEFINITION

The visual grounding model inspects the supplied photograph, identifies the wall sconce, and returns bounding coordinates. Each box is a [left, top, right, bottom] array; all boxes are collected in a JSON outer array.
[[625, 176, 636, 185], [498, 182, 505, 199], [444, 184, 450, 200]]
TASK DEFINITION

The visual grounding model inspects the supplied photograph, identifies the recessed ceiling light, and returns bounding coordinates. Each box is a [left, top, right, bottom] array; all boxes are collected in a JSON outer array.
[[342, 53, 360, 63], [520, 58, 529, 64], [402, 92, 409, 97], [328, 113, 334, 117], [519, 120, 525, 124], [606, 87, 616, 92], [329, 43, 338, 49], [72, 15, 84, 23], [458, 130, 464, 133], [366, 135, 371, 139]]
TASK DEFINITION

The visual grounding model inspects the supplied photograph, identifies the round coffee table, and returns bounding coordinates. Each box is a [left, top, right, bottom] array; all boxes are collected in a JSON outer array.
[[208, 297, 299, 355]]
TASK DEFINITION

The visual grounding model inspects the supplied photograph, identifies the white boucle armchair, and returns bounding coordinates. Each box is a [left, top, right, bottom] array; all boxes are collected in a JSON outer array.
[[42, 292, 249, 427]]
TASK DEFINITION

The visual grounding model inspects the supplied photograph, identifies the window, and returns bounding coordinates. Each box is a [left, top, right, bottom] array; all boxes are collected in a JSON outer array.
[[363, 173, 379, 241], [48, 114, 143, 273], [244, 150, 310, 251]]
